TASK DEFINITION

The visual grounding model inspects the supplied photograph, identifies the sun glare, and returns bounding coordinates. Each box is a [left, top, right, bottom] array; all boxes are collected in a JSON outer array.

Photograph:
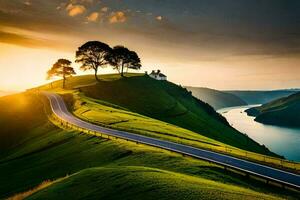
[[0, 43, 73, 91]]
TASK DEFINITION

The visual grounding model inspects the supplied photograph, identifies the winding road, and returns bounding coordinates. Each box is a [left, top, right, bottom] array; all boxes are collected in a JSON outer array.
[[43, 92, 300, 190]]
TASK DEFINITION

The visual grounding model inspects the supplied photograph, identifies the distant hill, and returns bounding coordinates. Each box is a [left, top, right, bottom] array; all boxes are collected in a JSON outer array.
[[246, 92, 300, 128], [225, 90, 298, 105], [186, 87, 247, 110], [0, 91, 15, 97]]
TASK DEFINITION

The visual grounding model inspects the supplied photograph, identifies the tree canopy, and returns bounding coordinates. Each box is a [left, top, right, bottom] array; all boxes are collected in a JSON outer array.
[[75, 41, 111, 81], [47, 41, 142, 86], [108, 45, 141, 76], [47, 59, 76, 88]]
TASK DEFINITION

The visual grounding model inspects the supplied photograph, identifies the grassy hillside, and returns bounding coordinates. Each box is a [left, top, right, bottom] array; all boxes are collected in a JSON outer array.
[[186, 87, 247, 110], [246, 92, 300, 128], [27, 167, 289, 200], [62, 92, 287, 167], [71, 92, 226, 150], [0, 93, 47, 151], [0, 93, 297, 199], [226, 90, 297, 105], [39, 74, 275, 155]]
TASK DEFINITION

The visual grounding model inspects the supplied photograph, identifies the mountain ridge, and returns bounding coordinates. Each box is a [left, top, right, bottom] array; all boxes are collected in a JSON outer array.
[[186, 87, 247, 110], [246, 92, 300, 128], [226, 90, 298, 105]]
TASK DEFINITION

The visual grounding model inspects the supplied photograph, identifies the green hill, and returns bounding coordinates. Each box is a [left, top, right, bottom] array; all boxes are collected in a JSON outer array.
[[186, 87, 247, 110], [246, 92, 300, 128], [26, 167, 288, 200], [0, 93, 47, 151], [0, 92, 297, 199], [40, 74, 275, 154], [226, 90, 298, 105]]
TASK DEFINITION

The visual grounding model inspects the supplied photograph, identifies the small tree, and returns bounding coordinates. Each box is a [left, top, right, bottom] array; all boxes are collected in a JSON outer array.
[[75, 41, 111, 81], [108, 46, 141, 76], [47, 59, 76, 88]]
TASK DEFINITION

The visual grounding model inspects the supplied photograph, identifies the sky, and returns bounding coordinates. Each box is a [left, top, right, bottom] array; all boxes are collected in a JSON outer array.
[[0, 0, 300, 91]]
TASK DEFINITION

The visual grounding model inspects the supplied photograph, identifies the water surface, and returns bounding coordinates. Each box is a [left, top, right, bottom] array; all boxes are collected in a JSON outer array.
[[218, 105, 300, 162]]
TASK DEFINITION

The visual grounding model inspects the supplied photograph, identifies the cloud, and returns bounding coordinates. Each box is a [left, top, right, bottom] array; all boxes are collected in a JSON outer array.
[[0, 0, 299, 58], [66, 4, 86, 17], [56, 2, 67, 10], [87, 12, 99, 22], [156, 16, 162, 21], [23, 1, 32, 6], [69, 0, 94, 4], [0, 30, 55, 49], [101, 6, 109, 12], [109, 11, 127, 24]]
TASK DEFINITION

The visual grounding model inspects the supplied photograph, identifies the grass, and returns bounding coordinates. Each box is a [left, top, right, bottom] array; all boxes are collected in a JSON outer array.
[[0, 92, 298, 199], [73, 92, 224, 148], [7, 178, 66, 200], [60, 91, 300, 172], [0, 93, 47, 152], [37, 73, 300, 171], [37, 73, 276, 157], [27, 167, 287, 200]]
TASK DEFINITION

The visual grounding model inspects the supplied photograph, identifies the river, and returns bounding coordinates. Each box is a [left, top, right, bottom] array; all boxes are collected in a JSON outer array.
[[218, 105, 300, 162]]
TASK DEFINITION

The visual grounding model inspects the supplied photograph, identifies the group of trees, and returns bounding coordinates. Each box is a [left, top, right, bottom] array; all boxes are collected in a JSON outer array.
[[47, 41, 142, 88]]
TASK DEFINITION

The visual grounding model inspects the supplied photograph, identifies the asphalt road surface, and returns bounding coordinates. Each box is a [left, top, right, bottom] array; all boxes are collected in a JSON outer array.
[[43, 92, 300, 190]]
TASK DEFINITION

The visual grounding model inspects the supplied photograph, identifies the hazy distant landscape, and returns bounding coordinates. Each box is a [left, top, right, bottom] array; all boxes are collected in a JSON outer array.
[[226, 90, 299, 105], [186, 87, 299, 110], [0, 90, 14, 97], [186, 87, 247, 110]]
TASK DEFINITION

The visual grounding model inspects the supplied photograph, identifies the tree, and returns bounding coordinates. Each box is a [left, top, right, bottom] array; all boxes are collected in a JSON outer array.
[[75, 41, 111, 81], [127, 50, 141, 72], [108, 45, 141, 76], [47, 59, 76, 88]]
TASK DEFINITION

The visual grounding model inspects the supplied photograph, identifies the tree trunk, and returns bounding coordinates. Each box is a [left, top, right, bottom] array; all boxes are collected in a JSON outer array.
[[116, 67, 120, 74], [63, 75, 66, 89], [95, 68, 100, 82], [121, 62, 124, 77]]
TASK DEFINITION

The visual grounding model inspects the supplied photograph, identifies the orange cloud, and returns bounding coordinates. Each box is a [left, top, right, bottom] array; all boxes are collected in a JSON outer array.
[[87, 12, 99, 22], [66, 4, 86, 17], [156, 16, 163, 21], [101, 7, 109, 12], [109, 11, 127, 24], [69, 0, 93, 4], [23, 1, 32, 6]]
